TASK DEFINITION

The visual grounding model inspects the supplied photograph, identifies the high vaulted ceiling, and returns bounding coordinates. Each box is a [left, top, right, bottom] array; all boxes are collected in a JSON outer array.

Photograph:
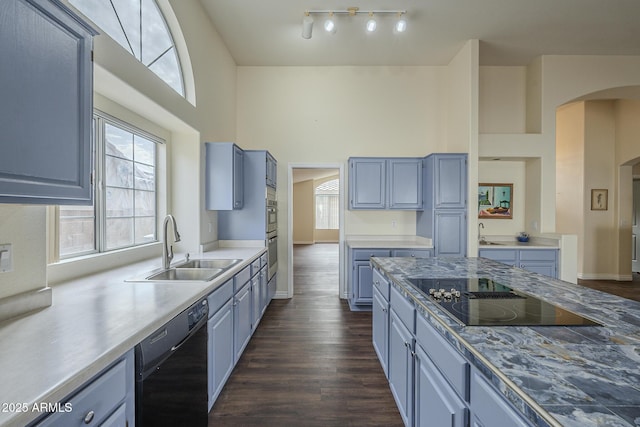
[[199, 0, 640, 66]]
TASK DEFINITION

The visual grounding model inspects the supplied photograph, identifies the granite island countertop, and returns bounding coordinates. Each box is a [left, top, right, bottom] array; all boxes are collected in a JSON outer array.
[[370, 256, 640, 427], [0, 246, 265, 427]]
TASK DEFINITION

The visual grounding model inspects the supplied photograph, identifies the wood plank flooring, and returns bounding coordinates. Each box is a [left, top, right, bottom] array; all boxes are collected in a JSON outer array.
[[209, 243, 402, 426], [578, 272, 640, 302]]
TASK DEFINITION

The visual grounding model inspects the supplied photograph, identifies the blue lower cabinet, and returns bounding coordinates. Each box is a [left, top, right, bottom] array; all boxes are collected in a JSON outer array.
[[372, 287, 389, 378], [388, 309, 414, 426], [33, 350, 134, 427], [470, 370, 531, 427], [479, 248, 558, 278], [414, 344, 467, 427], [208, 299, 234, 410], [233, 282, 252, 364], [251, 274, 261, 330]]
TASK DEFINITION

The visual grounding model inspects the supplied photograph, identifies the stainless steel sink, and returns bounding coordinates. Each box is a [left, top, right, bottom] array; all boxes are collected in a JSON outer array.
[[145, 268, 224, 281], [127, 257, 244, 282], [176, 258, 242, 269]]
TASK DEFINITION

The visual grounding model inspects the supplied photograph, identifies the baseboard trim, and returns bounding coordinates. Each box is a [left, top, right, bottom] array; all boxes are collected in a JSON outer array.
[[578, 273, 633, 281]]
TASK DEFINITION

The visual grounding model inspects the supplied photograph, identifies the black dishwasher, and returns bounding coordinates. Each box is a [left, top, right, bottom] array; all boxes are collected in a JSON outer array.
[[135, 297, 208, 426]]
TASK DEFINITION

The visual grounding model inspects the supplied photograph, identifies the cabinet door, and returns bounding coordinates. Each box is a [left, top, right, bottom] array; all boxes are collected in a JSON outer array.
[[233, 283, 252, 364], [208, 299, 234, 410], [414, 344, 467, 427], [251, 275, 261, 330], [0, 0, 94, 205], [388, 309, 414, 427], [388, 159, 422, 209], [435, 210, 467, 257], [260, 266, 269, 315], [349, 158, 386, 209], [372, 288, 389, 378], [205, 142, 244, 211], [519, 249, 558, 278], [266, 152, 277, 188], [433, 154, 467, 209], [470, 370, 531, 427], [353, 260, 374, 305], [232, 145, 244, 209]]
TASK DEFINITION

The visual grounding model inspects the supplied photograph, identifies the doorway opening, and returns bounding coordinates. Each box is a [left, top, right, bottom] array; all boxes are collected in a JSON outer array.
[[288, 165, 344, 298]]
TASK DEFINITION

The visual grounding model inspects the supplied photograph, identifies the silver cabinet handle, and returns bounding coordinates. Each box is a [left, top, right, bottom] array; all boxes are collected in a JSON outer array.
[[83, 410, 95, 424]]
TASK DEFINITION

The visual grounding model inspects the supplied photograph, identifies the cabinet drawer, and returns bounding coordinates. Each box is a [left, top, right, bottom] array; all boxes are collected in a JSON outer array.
[[518, 249, 557, 261], [234, 265, 251, 292], [390, 285, 415, 333], [260, 253, 267, 267], [416, 314, 469, 401], [208, 278, 234, 317], [478, 249, 517, 263], [392, 249, 432, 258], [37, 357, 128, 427], [372, 268, 390, 301], [353, 249, 391, 261], [250, 258, 261, 276]]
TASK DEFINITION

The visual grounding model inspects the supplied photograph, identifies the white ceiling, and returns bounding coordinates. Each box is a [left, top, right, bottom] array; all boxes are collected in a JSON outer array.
[[199, 0, 640, 66]]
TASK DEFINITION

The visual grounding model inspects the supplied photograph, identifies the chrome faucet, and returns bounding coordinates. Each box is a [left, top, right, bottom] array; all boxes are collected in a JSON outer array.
[[478, 222, 486, 244], [162, 215, 181, 270]]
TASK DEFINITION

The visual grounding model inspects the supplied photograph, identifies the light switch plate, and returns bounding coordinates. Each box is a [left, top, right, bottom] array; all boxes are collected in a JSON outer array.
[[0, 244, 13, 273]]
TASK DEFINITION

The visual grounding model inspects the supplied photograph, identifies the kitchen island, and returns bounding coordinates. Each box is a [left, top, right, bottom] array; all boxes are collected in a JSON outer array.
[[371, 256, 640, 427]]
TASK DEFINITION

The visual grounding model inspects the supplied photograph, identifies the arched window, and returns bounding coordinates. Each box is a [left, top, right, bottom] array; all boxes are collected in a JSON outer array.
[[315, 179, 339, 230], [69, 0, 185, 96]]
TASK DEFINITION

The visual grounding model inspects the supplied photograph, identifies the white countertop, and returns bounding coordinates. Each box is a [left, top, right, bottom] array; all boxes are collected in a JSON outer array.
[[346, 235, 433, 249], [478, 235, 560, 249], [0, 246, 265, 427]]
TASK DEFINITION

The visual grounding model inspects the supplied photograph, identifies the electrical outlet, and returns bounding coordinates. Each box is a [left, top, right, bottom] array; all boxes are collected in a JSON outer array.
[[0, 244, 13, 273], [391, 220, 397, 228]]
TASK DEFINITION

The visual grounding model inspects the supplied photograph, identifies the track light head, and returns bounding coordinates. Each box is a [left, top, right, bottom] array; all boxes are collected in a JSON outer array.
[[324, 12, 336, 34], [302, 14, 313, 39], [366, 12, 376, 32], [395, 18, 407, 33]]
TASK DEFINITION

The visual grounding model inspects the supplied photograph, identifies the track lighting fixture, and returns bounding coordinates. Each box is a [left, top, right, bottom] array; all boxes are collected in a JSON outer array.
[[301, 12, 313, 39], [324, 12, 336, 34], [301, 8, 407, 39], [366, 12, 377, 32]]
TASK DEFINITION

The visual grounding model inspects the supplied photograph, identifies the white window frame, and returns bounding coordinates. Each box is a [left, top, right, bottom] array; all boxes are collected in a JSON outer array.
[[51, 110, 165, 268]]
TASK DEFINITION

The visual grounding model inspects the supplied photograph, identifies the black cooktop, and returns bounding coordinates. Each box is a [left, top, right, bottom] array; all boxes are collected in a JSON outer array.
[[407, 278, 601, 326]]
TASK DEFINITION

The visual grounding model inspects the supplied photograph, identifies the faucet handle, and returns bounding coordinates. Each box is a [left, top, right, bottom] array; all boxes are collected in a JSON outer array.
[[185, 252, 190, 261]]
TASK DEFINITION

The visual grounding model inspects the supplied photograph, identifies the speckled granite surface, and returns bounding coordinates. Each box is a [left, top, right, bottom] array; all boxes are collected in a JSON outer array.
[[370, 256, 640, 427]]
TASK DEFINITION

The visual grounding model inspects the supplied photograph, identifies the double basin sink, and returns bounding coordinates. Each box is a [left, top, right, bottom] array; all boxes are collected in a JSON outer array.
[[129, 258, 242, 282]]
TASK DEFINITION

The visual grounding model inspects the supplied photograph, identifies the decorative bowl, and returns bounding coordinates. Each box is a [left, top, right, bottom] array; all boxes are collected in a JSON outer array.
[[517, 236, 530, 243]]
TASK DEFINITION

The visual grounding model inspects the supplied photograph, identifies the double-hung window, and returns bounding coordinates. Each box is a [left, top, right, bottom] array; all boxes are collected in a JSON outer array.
[[58, 112, 161, 259]]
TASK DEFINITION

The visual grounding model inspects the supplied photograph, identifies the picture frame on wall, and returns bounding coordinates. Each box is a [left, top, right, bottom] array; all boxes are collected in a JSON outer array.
[[478, 183, 513, 219], [591, 189, 608, 210]]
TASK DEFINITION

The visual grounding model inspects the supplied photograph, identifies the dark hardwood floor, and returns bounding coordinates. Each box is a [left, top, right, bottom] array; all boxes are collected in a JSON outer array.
[[209, 243, 402, 426], [578, 272, 640, 302]]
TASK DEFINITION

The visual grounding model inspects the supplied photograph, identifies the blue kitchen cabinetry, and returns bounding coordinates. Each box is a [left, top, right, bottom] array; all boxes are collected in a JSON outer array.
[[207, 279, 234, 410], [479, 248, 559, 278], [32, 350, 135, 427], [218, 150, 276, 239], [233, 266, 253, 364], [374, 266, 533, 427], [266, 151, 277, 188], [417, 154, 468, 257], [349, 158, 423, 210], [372, 268, 390, 378], [388, 285, 416, 426], [205, 142, 244, 210], [208, 252, 272, 410], [349, 248, 432, 310], [1, 0, 96, 205]]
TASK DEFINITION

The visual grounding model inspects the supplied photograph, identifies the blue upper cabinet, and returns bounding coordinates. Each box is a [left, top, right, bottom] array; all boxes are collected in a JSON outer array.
[[266, 151, 277, 189], [0, 0, 96, 205], [205, 142, 244, 210], [424, 154, 467, 210], [349, 157, 422, 210]]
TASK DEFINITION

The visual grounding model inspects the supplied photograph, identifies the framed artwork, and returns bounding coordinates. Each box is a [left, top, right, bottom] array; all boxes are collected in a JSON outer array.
[[478, 183, 513, 219], [591, 189, 608, 210]]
